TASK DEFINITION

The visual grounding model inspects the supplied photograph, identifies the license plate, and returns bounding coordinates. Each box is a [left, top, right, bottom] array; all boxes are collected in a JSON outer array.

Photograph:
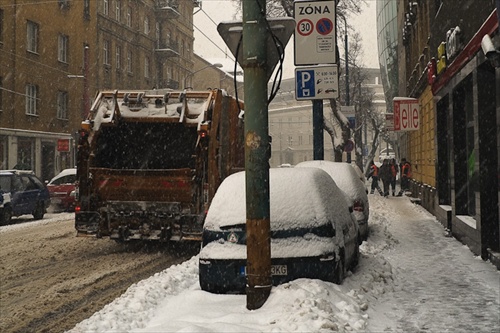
[[240, 265, 288, 276]]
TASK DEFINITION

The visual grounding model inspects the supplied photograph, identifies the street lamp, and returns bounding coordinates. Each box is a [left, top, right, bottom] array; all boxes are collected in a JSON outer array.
[[183, 63, 223, 89]]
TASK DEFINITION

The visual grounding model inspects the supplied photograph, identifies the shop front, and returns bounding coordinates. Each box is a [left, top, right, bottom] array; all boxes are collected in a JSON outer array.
[[0, 128, 75, 182], [431, 11, 499, 260]]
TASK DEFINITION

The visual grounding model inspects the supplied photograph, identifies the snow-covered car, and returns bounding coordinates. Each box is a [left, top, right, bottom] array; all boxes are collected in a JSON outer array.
[[0, 189, 12, 225], [46, 168, 77, 212], [199, 167, 359, 294], [350, 162, 366, 184], [0, 170, 51, 223], [296, 160, 370, 241]]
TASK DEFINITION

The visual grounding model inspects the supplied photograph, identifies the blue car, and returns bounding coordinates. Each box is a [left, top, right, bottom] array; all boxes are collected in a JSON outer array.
[[0, 170, 51, 225]]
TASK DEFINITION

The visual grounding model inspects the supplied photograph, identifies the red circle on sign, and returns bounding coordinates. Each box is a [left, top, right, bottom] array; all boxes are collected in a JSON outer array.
[[297, 19, 314, 36], [316, 18, 333, 35]]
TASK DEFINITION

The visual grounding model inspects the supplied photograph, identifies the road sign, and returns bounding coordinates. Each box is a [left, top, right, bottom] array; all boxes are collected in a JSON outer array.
[[344, 139, 354, 153], [218, 18, 295, 81], [295, 65, 339, 100], [393, 97, 420, 131], [385, 113, 394, 131], [294, 0, 337, 66]]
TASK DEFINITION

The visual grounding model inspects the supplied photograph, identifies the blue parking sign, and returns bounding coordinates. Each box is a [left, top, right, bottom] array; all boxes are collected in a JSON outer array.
[[296, 69, 315, 99]]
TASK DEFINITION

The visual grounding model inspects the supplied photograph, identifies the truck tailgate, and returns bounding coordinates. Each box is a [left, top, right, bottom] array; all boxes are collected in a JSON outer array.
[[90, 168, 194, 203]]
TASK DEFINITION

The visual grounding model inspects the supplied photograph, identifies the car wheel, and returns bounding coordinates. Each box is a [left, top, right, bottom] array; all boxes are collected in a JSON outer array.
[[33, 202, 45, 220], [334, 256, 344, 285], [1, 207, 12, 225]]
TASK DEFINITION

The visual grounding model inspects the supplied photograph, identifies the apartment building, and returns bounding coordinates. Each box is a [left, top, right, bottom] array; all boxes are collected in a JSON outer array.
[[0, 0, 199, 181]]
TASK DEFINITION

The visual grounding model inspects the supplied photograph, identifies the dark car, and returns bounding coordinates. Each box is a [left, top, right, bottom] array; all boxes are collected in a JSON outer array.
[[0, 170, 51, 224], [46, 168, 77, 212], [199, 167, 359, 294]]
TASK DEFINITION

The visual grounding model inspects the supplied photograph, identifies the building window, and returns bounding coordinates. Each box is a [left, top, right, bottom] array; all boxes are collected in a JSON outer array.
[[144, 56, 150, 78], [58, 0, 70, 9], [103, 40, 109, 65], [25, 84, 38, 115], [26, 20, 39, 53], [126, 6, 132, 27], [58, 34, 69, 63], [127, 50, 132, 73], [116, 45, 121, 70], [156, 23, 160, 48], [57, 91, 68, 119], [103, 0, 109, 15], [0, 77, 3, 112], [0, 10, 4, 44], [115, 0, 121, 21], [84, 0, 90, 20], [144, 16, 150, 34]]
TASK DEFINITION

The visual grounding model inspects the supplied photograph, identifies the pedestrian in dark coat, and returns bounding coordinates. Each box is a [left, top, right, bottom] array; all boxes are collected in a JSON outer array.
[[379, 159, 392, 197], [390, 158, 398, 196]]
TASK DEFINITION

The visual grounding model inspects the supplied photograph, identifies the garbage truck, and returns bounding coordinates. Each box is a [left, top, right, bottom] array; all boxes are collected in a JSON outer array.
[[75, 88, 244, 242]]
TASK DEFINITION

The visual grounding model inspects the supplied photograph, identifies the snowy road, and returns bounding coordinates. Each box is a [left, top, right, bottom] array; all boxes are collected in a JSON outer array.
[[70, 195, 500, 332]]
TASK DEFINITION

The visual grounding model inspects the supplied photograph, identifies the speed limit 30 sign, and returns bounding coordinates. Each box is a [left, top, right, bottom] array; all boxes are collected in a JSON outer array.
[[294, 0, 337, 65]]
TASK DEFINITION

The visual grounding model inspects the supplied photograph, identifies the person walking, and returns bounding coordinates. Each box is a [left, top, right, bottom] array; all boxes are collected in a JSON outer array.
[[379, 159, 392, 197], [398, 158, 412, 196], [367, 160, 383, 195], [390, 158, 398, 196]]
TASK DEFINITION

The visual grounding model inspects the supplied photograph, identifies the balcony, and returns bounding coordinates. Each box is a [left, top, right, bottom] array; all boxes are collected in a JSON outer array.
[[155, 41, 179, 58], [156, 0, 180, 19]]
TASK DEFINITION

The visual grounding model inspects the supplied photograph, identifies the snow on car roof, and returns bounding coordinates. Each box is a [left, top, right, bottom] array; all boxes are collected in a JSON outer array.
[[49, 168, 76, 183], [296, 160, 367, 205], [203, 167, 351, 231]]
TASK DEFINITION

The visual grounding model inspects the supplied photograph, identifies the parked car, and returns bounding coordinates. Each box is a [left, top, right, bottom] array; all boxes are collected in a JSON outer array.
[[199, 167, 359, 294], [296, 160, 370, 241], [350, 162, 366, 184], [46, 168, 77, 212], [0, 189, 12, 225], [0, 170, 51, 224]]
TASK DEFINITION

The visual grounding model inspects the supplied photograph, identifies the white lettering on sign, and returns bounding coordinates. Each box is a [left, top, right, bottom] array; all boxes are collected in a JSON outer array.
[[393, 98, 420, 131], [446, 26, 463, 60], [298, 5, 331, 15]]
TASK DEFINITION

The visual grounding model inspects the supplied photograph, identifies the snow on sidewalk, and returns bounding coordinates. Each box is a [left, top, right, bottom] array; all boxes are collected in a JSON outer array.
[[69, 196, 499, 333]]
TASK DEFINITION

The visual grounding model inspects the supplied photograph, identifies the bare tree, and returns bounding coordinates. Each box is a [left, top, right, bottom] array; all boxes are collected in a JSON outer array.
[[232, 0, 376, 165]]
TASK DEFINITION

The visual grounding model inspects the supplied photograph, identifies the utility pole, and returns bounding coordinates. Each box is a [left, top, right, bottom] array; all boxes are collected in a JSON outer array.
[[242, 0, 271, 310]]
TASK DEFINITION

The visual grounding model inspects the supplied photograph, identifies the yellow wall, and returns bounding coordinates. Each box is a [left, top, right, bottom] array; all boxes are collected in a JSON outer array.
[[409, 86, 436, 187]]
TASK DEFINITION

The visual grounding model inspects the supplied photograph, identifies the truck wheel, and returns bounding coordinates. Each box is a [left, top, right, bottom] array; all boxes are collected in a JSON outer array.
[[1, 207, 12, 225], [33, 202, 45, 220]]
